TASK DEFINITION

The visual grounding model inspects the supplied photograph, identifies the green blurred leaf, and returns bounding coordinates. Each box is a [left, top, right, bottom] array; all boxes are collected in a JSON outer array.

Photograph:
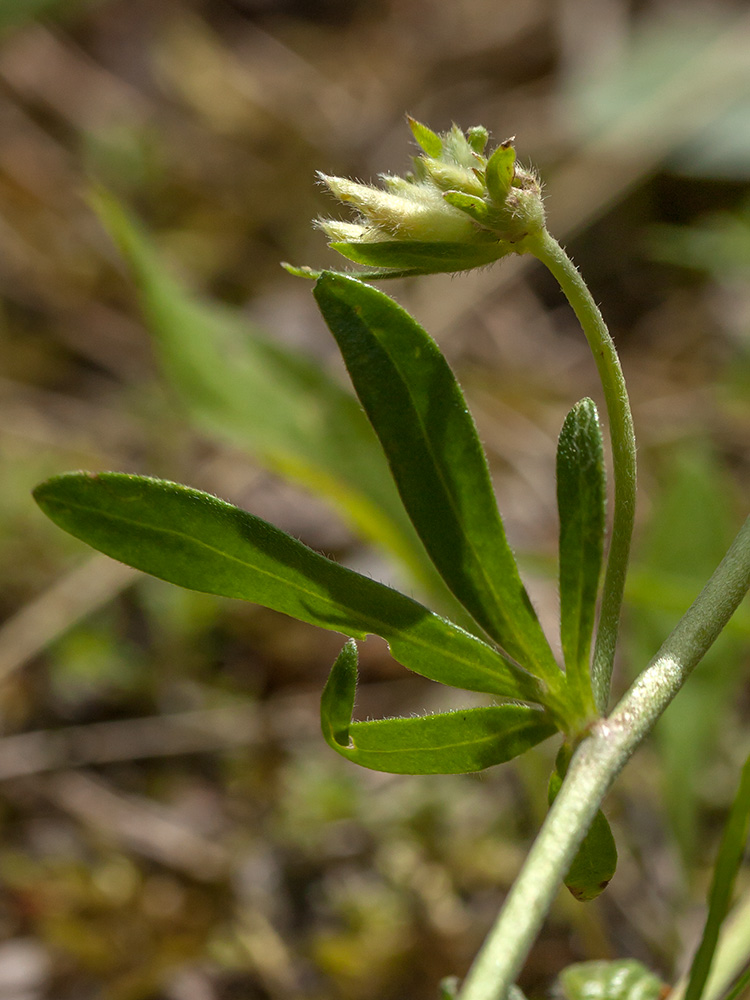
[[327, 240, 509, 274], [557, 960, 665, 1000], [556, 399, 605, 716], [313, 273, 562, 692], [549, 751, 617, 901], [91, 188, 441, 597], [33, 473, 544, 702], [0, 0, 102, 33], [564, 9, 750, 180], [649, 209, 750, 279], [321, 641, 556, 774], [626, 443, 742, 863], [684, 751, 750, 1000]]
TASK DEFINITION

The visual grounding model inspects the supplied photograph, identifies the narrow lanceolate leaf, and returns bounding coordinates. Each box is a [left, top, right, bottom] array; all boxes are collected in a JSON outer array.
[[328, 240, 509, 274], [549, 756, 617, 901], [557, 399, 605, 716], [684, 751, 750, 1000], [322, 641, 556, 774], [33, 473, 545, 704], [314, 273, 561, 690]]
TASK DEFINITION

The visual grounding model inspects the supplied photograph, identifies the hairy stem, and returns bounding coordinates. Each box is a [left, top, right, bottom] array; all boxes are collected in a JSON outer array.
[[456, 514, 750, 1000], [524, 229, 637, 712]]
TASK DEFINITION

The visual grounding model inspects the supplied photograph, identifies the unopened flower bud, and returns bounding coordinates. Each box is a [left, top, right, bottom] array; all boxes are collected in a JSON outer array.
[[285, 118, 546, 279]]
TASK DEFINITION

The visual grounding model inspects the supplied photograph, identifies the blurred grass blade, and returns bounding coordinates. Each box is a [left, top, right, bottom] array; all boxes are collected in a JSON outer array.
[[33, 473, 545, 703], [626, 444, 741, 864], [717, 964, 750, 1000], [90, 188, 443, 597], [0, 0, 99, 33], [557, 399, 605, 715], [549, 751, 617, 901], [313, 272, 561, 689], [321, 641, 556, 774], [684, 752, 750, 1000]]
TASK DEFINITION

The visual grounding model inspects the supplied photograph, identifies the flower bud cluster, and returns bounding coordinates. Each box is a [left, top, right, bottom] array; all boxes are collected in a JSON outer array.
[[314, 118, 546, 277]]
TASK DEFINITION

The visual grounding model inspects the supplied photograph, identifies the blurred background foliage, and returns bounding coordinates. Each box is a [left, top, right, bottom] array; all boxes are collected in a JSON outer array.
[[2, 0, 750, 997]]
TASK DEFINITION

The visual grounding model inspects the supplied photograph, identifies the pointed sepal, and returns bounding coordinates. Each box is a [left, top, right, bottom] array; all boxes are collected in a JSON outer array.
[[485, 142, 516, 205], [407, 116, 443, 158]]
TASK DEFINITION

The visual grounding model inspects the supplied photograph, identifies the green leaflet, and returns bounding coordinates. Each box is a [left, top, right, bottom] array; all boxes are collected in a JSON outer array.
[[90, 188, 441, 598], [322, 641, 556, 774], [466, 126, 489, 154], [549, 748, 617, 901], [557, 961, 665, 1000], [557, 399, 605, 717], [33, 473, 545, 703], [327, 240, 509, 274], [282, 262, 436, 281], [485, 144, 516, 205], [314, 273, 563, 696], [626, 445, 741, 864]]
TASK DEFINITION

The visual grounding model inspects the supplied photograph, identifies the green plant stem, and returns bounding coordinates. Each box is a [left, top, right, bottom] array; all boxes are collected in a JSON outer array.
[[524, 229, 637, 713], [456, 514, 750, 1000]]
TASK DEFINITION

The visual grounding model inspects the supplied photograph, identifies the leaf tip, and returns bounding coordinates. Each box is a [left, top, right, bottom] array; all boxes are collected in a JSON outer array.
[[321, 640, 358, 750], [281, 261, 321, 279]]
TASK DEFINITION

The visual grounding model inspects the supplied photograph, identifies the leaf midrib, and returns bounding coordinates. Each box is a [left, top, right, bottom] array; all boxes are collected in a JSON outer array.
[[46, 493, 532, 697], [370, 315, 555, 677], [352, 715, 549, 756]]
